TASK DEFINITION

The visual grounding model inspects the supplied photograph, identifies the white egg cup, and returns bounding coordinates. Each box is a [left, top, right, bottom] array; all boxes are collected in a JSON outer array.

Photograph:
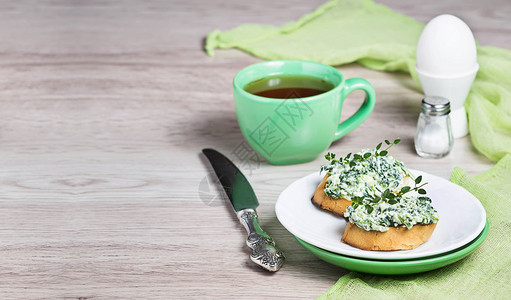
[[415, 64, 478, 138]]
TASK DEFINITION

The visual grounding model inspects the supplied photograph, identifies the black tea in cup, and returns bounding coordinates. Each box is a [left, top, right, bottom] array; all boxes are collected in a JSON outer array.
[[244, 75, 334, 99]]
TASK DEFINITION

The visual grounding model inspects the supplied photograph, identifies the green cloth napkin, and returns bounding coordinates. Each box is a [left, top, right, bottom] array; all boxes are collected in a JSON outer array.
[[206, 0, 511, 298]]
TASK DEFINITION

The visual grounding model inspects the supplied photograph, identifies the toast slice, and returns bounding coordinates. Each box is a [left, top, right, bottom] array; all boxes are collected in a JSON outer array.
[[341, 221, 437, 251], [311, 175, 351, 217]]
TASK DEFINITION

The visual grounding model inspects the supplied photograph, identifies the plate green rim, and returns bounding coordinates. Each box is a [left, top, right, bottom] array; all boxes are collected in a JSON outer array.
[[295, 219, 489, 275]]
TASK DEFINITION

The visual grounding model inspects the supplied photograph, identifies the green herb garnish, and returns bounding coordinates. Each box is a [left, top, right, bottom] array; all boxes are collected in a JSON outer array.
[[322, 138, 400, 172]]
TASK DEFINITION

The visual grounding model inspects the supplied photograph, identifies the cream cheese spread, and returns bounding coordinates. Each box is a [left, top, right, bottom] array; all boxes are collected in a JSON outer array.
[[345, 195, 439, 232], [322, 149, 411, 199]]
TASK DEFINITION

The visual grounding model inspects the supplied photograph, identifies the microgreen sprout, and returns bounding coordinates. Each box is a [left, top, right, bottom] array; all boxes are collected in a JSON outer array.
[[322, 138, 401, 172]]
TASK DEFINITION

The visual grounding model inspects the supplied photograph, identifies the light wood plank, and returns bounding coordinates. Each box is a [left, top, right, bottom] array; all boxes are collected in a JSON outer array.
[[0, 0, 506, 298]]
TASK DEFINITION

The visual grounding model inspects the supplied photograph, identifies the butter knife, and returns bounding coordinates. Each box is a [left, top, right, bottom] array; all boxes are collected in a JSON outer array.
[[202, 148, 285, 272]]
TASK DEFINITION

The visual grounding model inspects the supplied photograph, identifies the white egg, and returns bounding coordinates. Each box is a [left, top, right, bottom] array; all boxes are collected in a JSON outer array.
[[416, 14, 477, 75]]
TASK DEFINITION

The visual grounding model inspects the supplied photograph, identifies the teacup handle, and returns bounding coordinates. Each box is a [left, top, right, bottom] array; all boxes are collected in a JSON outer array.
[[333, 78, 376, 141]]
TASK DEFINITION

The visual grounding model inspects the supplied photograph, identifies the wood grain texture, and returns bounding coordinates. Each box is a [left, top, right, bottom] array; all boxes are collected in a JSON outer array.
[[0, 0, 508, 298]]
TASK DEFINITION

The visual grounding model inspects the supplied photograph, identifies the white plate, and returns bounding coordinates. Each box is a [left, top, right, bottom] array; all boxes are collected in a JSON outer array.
[[275, 170, 486, 260]]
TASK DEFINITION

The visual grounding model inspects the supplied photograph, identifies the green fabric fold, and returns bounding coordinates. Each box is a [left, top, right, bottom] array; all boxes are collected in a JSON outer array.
[[466, 47, 511, 162], [206, 0, 422, 72], [205, 0, 511, 298]]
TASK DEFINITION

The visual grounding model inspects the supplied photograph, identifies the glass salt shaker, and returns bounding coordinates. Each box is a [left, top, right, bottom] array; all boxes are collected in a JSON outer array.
[[414, 96, 453, 158]]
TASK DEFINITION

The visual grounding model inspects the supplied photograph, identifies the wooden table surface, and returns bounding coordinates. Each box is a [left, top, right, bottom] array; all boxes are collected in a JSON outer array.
[[0, 0, 508, 298]]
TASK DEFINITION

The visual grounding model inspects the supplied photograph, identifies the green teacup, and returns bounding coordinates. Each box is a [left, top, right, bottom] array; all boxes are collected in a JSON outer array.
[[233, 60, 375, 165]]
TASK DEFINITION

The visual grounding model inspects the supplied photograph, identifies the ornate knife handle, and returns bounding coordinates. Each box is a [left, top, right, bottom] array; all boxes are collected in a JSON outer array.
[[237, 209, 285, 272]]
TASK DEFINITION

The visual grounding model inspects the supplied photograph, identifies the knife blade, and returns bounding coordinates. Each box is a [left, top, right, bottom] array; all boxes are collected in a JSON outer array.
[[202, 148, 285, 272]]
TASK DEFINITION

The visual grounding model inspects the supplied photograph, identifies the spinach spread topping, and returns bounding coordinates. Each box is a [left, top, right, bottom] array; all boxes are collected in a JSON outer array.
[[345, 195, 439, 232], [321, 139, 411, 199], [347, 170, 438, 232]]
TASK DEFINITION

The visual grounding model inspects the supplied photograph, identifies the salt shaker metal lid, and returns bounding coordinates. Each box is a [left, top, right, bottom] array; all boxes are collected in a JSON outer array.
[[421, 96, 451, 116]]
